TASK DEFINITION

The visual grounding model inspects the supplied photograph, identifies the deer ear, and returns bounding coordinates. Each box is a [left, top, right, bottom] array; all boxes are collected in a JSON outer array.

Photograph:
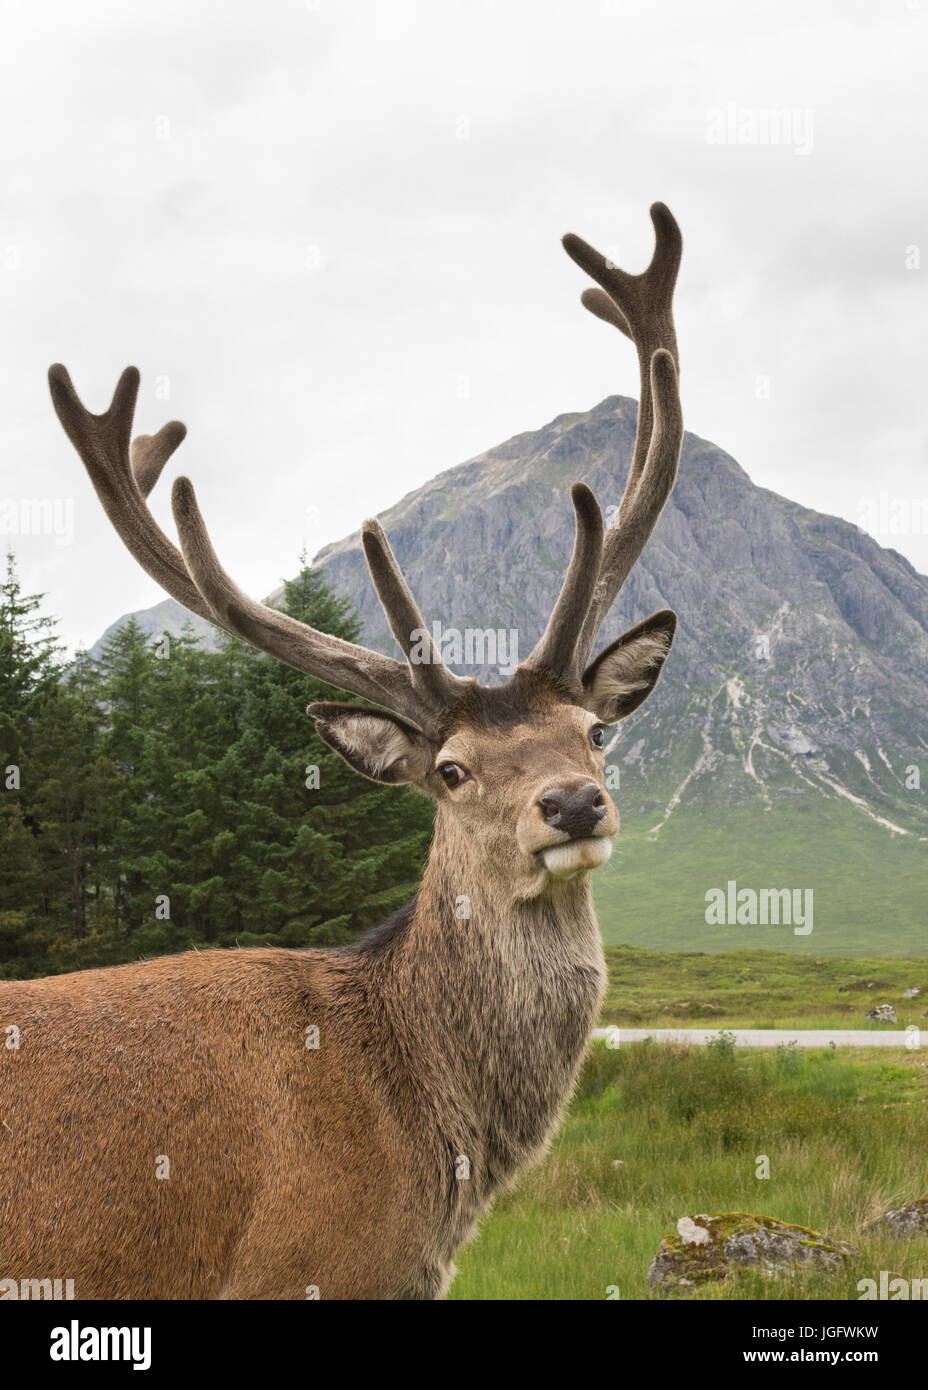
[[308, 702, 433, 786], [581, 609, 676, 722]]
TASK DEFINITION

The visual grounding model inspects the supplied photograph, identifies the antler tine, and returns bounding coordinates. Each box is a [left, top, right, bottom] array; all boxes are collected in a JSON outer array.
[[170, 477, 429, 727], [561, 203, 684, 666], [48, 364, 213, 622], [50, 365, 430, 728], [562, 202, 681, 492], [521, 483, 604, 682], [361, 520, 469, 706], [131, 423, 188, 499], [578, 349, 682, 660]]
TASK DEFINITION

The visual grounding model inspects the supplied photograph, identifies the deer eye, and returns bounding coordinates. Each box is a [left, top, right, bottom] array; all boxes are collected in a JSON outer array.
[[589, 726, 606, 750], [438, 762, 470, 789]]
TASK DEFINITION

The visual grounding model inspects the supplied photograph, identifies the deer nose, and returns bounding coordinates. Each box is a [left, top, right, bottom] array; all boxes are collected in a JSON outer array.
[[538, 783, 606, 840]]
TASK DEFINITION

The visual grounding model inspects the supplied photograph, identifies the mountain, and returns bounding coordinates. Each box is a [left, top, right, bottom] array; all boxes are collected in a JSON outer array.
[[89, 596, 221, 661], [93, 396, 928, 957]]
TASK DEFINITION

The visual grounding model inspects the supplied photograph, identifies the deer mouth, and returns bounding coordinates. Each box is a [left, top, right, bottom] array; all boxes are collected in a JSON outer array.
[[537, 836, 613, 877]]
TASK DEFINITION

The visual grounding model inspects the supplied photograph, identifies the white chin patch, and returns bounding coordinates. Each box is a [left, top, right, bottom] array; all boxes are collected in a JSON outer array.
[[540, 838, 613, 877]]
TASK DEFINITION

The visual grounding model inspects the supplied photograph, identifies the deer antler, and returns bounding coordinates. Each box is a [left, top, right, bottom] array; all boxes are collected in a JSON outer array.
[[51, 206, 681, 719], [48, 364, 458, 730], [360, 519, 468, 709], [521, 483, 604, 680], [561, 202, 684, 669]]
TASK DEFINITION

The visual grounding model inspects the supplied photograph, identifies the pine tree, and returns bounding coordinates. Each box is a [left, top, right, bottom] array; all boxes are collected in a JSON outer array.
[[129, 626, 238, 956], [0, 552, 66, 976], [26, 651, 113, 971], [92, 618, 159, 943], [0, 549, 63, 762], [203, 560, 434, 948], [0, 554, 435, 978]]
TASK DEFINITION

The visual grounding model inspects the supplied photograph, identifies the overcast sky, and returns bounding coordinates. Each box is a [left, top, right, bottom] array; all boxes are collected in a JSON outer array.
[[1, 0, 925, 653]]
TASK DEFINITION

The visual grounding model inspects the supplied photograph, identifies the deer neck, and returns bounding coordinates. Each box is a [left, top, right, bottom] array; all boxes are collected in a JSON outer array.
[[372, 813, 607, 1188]]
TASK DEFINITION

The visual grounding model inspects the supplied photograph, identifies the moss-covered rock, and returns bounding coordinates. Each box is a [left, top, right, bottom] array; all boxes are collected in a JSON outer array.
[[868, 1198, 928, 1238], [647, 1212, 858, 1295]]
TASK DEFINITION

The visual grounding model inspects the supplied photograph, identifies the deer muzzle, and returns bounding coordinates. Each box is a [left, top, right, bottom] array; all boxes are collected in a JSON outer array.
[[527, 778, 619, 878]]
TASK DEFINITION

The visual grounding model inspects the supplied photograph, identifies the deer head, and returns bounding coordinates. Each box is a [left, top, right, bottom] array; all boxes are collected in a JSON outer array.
[[49, 204, 682, 904]]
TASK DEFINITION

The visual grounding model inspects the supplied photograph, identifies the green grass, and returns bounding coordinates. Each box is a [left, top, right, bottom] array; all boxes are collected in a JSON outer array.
[[593, 796, 928, 957], [449, 1041, 928, 1300], [599, 944, 928, 1030]]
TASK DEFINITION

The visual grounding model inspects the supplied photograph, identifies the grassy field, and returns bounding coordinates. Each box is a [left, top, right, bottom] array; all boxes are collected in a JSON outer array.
[[450, 1040, 928, 1300], [598, 944, 928, 1030], [593, 797, 927, 957]]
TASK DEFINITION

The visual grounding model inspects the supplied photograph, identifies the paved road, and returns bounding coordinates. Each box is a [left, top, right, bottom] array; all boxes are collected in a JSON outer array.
[[591, 1027, 919, 1048]]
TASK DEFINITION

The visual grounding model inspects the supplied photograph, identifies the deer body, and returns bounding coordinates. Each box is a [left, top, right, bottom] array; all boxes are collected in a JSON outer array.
[[2, 203, 684, 1298], [1, 803, 604, 1299]]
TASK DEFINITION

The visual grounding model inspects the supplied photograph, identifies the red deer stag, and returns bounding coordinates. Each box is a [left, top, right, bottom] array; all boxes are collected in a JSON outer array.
[[0, 204, 682, 1300]]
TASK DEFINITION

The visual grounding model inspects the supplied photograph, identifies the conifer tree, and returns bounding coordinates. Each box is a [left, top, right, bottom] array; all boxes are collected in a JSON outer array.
[[0, 552, 66, 976], [206, 559, 433, 948], [0, 553, 435, 976], [26, 650, 110, 970]]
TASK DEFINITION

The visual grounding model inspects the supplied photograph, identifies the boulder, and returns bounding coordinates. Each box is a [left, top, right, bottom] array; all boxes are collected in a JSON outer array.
[[867, 1199, 928, 1239], [647, 1212, 858, 1294], [865, 1004, 897, 1022]]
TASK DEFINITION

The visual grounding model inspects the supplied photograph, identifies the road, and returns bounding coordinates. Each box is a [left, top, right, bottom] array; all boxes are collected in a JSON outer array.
[[590, 1027, 919, 1048]]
